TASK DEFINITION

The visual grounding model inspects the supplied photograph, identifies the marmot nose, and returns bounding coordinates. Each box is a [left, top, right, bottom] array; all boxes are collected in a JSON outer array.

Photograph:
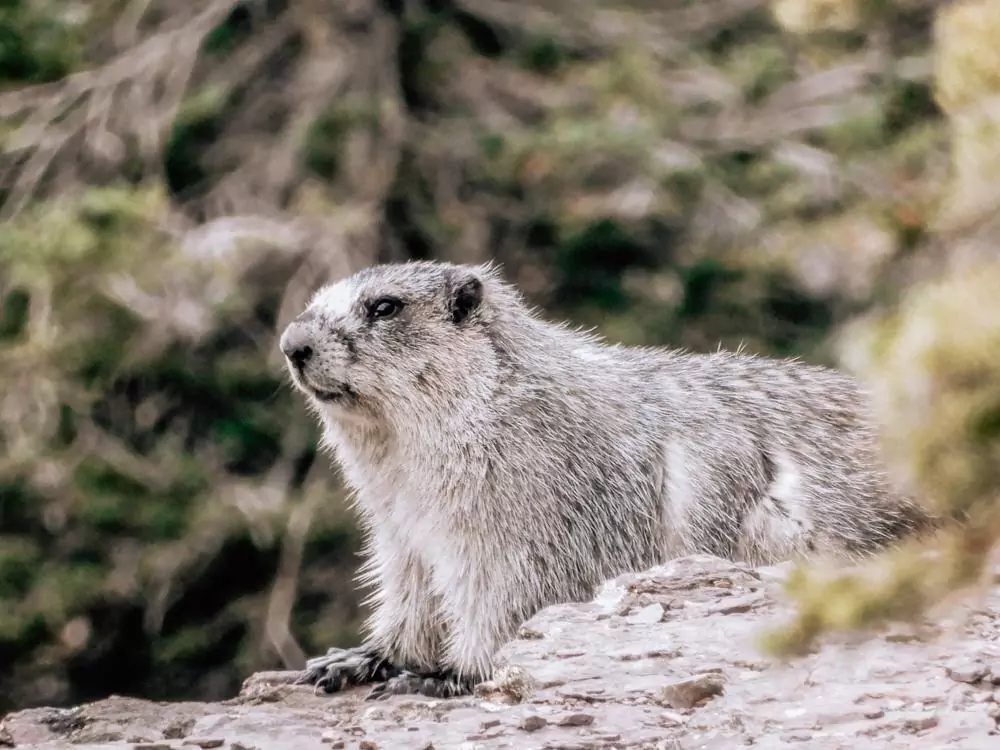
[[280, 324, 314, 369]]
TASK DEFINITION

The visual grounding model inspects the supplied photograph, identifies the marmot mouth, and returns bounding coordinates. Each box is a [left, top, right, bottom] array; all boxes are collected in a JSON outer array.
[[288, 368, 355, 404]]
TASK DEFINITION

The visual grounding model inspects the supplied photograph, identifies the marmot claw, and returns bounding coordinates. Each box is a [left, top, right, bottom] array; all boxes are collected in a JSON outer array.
[[364, 669, 475, 700], [295, 646, 401, 694]]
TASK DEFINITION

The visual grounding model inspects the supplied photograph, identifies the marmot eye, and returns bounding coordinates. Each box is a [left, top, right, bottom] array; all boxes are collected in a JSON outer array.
[[369, 296, 403, 320]]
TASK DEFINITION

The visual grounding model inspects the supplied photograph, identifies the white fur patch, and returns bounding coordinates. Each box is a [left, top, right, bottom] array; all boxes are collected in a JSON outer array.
[[767, 450, 801, 507], [310, 279, 356, 318], [736, 448, 811, 562], [665, 440, 691, 509], [662, 439, 696, 555]]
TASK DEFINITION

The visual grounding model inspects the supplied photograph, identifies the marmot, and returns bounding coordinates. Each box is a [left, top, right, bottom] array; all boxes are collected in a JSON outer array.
[[279, 260, 930, 699]]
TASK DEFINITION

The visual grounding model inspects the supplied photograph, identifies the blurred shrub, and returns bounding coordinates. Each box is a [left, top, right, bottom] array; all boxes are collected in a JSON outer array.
[[0, 187, 363, 709], [0, 0, 86, 86], [764, 0, 1000, 655]]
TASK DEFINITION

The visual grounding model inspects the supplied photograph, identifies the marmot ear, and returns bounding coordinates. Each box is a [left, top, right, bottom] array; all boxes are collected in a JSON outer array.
[[450, 271, 483, 325]]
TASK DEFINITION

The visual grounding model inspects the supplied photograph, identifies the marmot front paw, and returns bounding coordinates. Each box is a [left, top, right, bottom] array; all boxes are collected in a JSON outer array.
[[365, 668, 476, 700], [295, 646, 401, 694]]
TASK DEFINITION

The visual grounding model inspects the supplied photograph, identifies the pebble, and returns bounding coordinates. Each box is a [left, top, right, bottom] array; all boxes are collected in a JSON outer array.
[[780, 732, 812, 742], [709, 594, 763, 615], [183, 740, 224, 749], [945, 659, 988, 684], [901, 715, 939, 733], [518, 715, 548, 732], [556, 713, 595, 727], [658, 673, 726, 709]]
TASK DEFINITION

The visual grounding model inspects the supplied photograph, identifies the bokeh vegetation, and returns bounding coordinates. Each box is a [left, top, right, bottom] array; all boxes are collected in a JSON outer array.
[[0, 0, 993, 710], [761, 0, 1000, 656]]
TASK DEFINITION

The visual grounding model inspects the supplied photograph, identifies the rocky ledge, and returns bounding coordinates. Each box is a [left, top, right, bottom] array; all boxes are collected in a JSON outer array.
[[3, 555, 999, 750]]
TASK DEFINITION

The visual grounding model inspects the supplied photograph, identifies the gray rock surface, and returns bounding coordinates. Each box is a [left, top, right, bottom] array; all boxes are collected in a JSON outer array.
[[3, 555, 999, 749]]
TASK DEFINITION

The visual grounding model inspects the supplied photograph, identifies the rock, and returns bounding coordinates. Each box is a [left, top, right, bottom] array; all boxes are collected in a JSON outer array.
[[474, 663, 537, 704], [709, 592, 766, 615], [945, 658, 988, 684], [626, 602, 665, 624], [900, 714, 940, 733], [658, 672, 727, 709], [182, 740, 225, 749], [163, 718, 196, 739], [555, 712, 594, 727], [2, 554, 999, 749], [518, 715, 547, 732]]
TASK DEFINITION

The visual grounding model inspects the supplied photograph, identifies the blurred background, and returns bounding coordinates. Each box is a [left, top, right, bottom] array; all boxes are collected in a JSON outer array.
[[1, 0, 998, 712]]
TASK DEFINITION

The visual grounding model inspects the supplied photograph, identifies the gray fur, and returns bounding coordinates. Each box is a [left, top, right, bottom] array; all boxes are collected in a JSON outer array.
[[280, 260, 931, 698]]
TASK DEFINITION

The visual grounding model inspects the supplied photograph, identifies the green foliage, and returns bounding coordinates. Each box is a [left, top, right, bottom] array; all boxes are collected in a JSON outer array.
[[0, 0, 85, 85], [164, 88, 230, 198], [515, 34, 570, 76]]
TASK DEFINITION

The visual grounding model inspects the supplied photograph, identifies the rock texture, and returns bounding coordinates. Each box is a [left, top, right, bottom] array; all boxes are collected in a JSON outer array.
[[3, 555, 999, 749]]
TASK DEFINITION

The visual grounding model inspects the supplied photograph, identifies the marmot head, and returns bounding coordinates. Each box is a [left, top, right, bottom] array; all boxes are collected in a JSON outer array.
[[280, 261, 502, 422]]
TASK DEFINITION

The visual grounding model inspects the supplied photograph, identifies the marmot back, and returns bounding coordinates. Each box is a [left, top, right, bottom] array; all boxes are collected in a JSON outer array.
[[279, 260, 931, 699]]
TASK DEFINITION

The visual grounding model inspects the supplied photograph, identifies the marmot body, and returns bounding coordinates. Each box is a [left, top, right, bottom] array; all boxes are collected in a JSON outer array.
[[279, 260, 929, 698]]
